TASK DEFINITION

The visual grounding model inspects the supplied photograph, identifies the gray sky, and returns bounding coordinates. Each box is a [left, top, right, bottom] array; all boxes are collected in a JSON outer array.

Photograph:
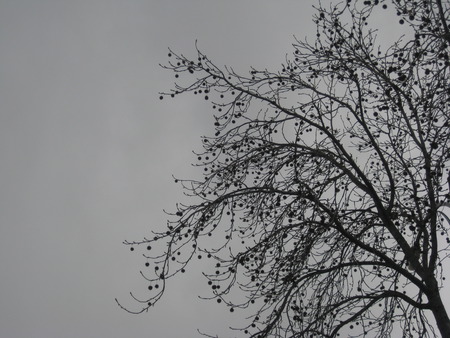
[[0, 1, 448, 338], [0, 1, 318, 337]]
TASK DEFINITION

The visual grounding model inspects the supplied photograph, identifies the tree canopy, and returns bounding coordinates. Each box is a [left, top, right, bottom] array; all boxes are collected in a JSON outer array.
[[118, 0, 450, 337]]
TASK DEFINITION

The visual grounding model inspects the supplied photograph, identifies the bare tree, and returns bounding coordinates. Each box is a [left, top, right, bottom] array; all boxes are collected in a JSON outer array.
[[118, 0, 450, 337]]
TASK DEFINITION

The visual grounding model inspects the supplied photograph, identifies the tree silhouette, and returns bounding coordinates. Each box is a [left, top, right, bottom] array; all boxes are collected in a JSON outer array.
[[118, 0, 450, 337]]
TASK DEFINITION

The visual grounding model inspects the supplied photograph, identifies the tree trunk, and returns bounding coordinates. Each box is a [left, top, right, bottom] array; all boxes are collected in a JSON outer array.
[[429, 289, 450, 338]]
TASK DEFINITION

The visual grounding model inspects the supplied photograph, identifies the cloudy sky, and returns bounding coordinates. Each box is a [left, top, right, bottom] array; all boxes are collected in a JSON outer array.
[[0, 1, 318, 337], [0, 1, 447, 338]]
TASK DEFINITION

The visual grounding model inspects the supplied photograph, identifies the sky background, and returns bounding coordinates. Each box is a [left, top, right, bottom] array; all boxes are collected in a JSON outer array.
[[0, 1, 448, 338]]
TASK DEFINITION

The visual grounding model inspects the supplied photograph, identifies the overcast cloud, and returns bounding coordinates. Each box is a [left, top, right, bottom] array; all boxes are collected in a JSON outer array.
[[0, 1, 447, 338]]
